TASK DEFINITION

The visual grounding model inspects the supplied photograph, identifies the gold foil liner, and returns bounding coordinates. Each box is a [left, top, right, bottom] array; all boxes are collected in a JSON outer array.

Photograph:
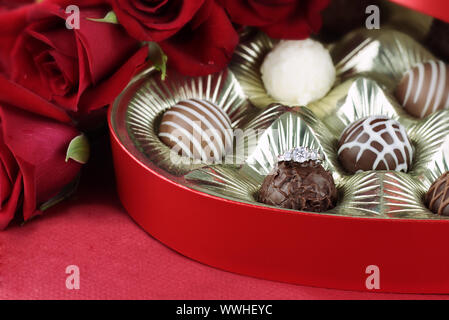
[[230, 32, 343, 109], [123, 29, 449, 219], [229, 32, 276, 109], [306, 77, 449, 180], [418, 133, 449, 188], [230, 28, 435, 109], [330, 29, 435, 90], [185, 105, 449, 219], [185, 30, 449, 219], [185, 109, 387, 218]]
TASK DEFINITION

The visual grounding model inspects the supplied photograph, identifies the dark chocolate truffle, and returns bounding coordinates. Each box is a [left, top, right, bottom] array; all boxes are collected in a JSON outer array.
[[159, 98, 233, 162], [338, 116, 413, 174], [258, 160, 337, 213], [425, 172, 449, 216], [426, 19, 449, 63], [395, 61, 449, 118]]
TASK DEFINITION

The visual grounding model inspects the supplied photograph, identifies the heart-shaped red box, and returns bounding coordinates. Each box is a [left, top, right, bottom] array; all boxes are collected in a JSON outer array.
[[109, 0, 449, 293]]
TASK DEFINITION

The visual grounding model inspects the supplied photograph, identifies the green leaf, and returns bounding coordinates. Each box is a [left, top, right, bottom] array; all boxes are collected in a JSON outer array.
[[147, 42, 168, 80], [66, 134, 90, 164], [87, 11, 119, 24]]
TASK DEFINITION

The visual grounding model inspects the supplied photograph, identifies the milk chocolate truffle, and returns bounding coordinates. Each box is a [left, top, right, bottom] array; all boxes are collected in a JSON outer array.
[[395, 61, 449, 118], [338, 116, 413, 174], [425, 172, 449, 216], [258, 148, 337, 212], [159, 99, 233, 162]]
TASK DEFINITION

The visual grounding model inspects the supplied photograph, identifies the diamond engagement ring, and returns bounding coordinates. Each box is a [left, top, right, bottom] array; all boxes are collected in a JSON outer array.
[[277, 147, 324, 164]]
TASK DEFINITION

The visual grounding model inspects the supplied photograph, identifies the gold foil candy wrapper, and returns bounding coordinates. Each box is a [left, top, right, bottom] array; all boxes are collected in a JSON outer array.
[[230, 28, 435, 109], [120, 29, 449, 219], [330, 29, 435, 90], [186, 30, 449, 219], [418, 131, 449, 189], [230, 32, 348, 109], [185, 108, 378, 218], [185, 105, 449, 219], [314, 78, 449, 181]]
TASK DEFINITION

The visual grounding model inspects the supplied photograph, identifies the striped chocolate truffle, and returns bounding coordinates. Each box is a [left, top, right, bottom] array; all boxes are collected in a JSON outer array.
[[425, 171, 449, 216], [338, 116, 413, 174], [395, 60, 449, 119], [158, 99, 233, 162]]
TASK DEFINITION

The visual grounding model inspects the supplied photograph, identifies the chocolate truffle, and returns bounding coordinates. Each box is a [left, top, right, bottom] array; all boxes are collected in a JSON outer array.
[[258, 148, 337, 212], [260, 39, 336, 105], [159, 98, 233, 162], [338, 116, 413, 174], [395, 61, 449, 118], [425, 171, 449, 216], [426, 19, 449, 63]]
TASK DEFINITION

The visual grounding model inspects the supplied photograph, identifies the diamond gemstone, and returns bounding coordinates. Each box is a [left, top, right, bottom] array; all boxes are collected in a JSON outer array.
[[278, 147, 323, 164]]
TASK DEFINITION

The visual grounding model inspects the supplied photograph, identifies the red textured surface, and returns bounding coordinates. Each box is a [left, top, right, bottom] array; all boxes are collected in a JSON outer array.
[[0, 140, 448, 300]]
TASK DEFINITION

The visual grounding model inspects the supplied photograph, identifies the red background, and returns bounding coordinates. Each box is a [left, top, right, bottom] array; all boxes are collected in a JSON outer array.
[[0, 137, 448, 300]]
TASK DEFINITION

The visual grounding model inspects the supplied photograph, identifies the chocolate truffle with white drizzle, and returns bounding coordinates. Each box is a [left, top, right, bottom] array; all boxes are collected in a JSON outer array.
[[338, 116, 413, 174], [159, 98, 233, 163], [395, 60, 449, 119], [425, 171, 449, 216]]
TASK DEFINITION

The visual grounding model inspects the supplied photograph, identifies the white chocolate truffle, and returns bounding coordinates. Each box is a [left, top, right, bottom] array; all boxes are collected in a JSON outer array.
[[261, 39, 336, 105]]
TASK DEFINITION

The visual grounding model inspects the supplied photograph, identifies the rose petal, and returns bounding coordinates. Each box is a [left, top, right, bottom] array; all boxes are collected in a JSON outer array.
[[220, 0, 330, 39], [218, 0, 269, 26], [160, 1, 239, 76], [0, 4, 30, 73], [0, 75, 71, 123], [0, 171, 22, 230], [0, 106, 81, 221], [74, 7, 142, 85], [78, 46, 148, 112], [249, 0, 297, 23], [3, 2, 146, 115], [111, 0, 204, 41], [0, 161, 13, 205]]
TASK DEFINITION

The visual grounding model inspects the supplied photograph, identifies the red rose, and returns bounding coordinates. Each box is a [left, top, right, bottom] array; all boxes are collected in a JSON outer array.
[[0, 75, 71, 123], [0, 4, 29, 74], [0, 103, 82, 230], [108, 0, 205, 42], [0, 0, 33, 11], [219, 0, 330, 39], [160, 0, 239, 76], [0, 2, 148, 117]]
